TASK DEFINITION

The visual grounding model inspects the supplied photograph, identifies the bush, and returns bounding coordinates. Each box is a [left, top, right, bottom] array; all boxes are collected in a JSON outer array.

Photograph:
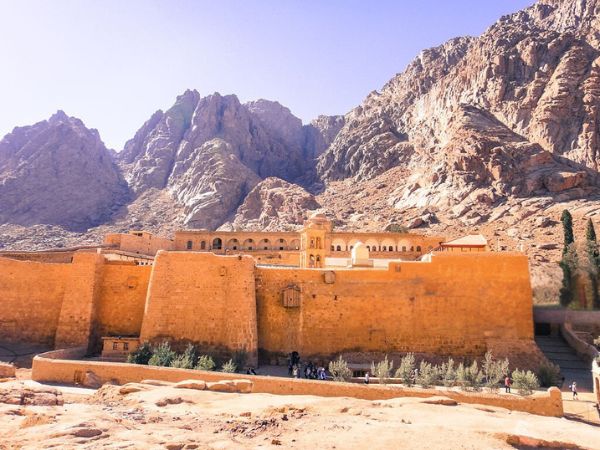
[[537, 363, 560, 388], [512, 369, 540, 395], [170, 344, 196, 369], [221, 359, 237, 373], [482, 351, 509, 391], [594, 336, 600, 349], [394, 353, 415, 386], [148, 341, 176, 367], [457, 361, 484, 391], [371, 355, 393, 385], [126, 341, 153, 365], [195, 355, 216, 371], [416, 361, 439, 388], [439, 358, 457, 387], [328, 356, 352, 382]]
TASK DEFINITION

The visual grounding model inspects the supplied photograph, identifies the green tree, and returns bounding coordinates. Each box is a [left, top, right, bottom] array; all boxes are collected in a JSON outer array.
[[560, 210, 576, 307], [585, 219, 600, 309], [148, 341, 176, 367], [170, 343, 196, 369], [126, 341, 153, 365], [195, 355, 216, 371], [561, 210, 574, 253], [371, 355, 393, 385], [328, 356, 352, 382]]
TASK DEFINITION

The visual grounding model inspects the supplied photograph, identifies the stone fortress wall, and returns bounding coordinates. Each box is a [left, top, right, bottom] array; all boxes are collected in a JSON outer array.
[[0, 214, 537, 369]]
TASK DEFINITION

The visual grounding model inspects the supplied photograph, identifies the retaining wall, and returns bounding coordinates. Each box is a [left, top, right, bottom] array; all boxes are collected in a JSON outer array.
[[32, 348, 563, 417]]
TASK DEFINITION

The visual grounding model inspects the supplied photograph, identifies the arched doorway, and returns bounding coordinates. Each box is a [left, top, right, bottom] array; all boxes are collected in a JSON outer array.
[[212, 238, 222, 250]]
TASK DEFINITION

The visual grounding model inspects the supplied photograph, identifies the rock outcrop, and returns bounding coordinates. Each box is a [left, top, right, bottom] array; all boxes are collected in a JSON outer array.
[[223, 177, 320, 231], [0, 111, 128, 231], [318, 0, 600, 212]]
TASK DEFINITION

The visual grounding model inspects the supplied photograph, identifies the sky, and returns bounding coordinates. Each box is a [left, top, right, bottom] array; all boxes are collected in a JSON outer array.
[[0, 0, 533, 150]]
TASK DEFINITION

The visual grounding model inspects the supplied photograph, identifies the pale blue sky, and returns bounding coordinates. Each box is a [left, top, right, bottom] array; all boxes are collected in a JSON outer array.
[[0, 0, 533, 150]]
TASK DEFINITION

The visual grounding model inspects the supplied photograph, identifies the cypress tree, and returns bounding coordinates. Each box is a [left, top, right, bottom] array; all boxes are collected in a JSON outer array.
[[585, 218, 600, 309], [559, 210, 576, 307], [561, 210, 574, 254]]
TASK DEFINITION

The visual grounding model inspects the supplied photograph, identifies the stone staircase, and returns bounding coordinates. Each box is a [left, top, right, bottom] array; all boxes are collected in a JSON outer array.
[[535, 335, 593, 392]]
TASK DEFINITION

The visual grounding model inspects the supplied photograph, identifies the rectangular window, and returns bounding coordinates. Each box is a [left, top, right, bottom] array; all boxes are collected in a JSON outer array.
[[112, 342, 118, 350]]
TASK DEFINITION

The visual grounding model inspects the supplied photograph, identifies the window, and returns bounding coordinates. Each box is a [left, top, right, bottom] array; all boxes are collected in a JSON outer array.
[[331, 245, 335, 251], [416, 246, 422, 252], [389, 247, 393, 252], [402, 246, 406, 252], [233, 246, 237, 250], [123, 342, 129, 351], [112, 342, 118, 350], [186, 240, 192, 250], [336, 245, 341, 251], [280, 247, 284, 250], [248, 246, 253, 250], [200, 241, 206, 250], [410, 246, 414, 252], [212, 238, 222, 250], [279, 239, 284, 243], [382, 246, 386, 251]]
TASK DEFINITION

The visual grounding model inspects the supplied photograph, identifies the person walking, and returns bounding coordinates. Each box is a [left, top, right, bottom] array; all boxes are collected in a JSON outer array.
[[364, 372, 370, 385], [504, 375, 512, 393], [570, 381, 578, 400]]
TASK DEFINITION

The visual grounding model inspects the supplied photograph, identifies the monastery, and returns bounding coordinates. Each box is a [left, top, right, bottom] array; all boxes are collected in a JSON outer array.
[[0, 214, 537, 368]]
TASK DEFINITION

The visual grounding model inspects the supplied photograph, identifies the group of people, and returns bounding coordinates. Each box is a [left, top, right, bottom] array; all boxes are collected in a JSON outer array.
[[288, 352, 328, 380]]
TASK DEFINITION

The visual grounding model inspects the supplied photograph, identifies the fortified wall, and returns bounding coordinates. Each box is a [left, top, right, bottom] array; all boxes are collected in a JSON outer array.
[[0, 216, 539, 369]]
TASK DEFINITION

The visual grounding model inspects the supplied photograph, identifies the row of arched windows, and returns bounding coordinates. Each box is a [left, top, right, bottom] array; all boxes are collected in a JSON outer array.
[[184, 237, 299, 251], [330, 244, 425, 252]]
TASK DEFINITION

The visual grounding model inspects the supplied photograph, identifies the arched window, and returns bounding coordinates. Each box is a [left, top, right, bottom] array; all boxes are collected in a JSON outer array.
[[388, 247, 393, 252], [186, 240, 192, 250], [382, 246, 387, 251], [336, 245, 341, 251], [212, 238, 222, 250], [331, 245, 335, 251], [416, 246, 421, 252], [200, 241, 206, 250], [410, 246, 414, 252], [367, 246, 371, 251]]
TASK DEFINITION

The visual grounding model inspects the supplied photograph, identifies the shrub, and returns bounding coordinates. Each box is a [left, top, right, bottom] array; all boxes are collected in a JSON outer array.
[[416, 361, 439, 388], [221, 359, 237, 373], [394, 353, 415, 386], [482, 351, 509, 391], [458, 361, 484, 391], [439, 358, 457, 387], [512, 369, 540, 395], [170, 344, 196, 369], [328, 356, 352, 382], [594, 336, 600, 349], [371, 355, 393, 385], [148, 341, 176, 367], [195, 355, 216, 371], [537, 363, 560, 388], [126, 341, 152, 365]]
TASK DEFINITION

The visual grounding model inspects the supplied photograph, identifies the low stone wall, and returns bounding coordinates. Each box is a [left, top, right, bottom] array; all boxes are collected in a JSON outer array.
[[561, 323, 599, 364], [535, 308, 600, 331], [32, 349, 563, 417]]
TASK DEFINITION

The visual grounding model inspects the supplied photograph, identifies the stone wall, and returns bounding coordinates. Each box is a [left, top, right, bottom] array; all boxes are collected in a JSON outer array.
[[95, 264, 152, 341], [0, 257, 70, 345], [31, 348, 563, 417], [256, 252, 534, 361], [139, 252, 259, 366]]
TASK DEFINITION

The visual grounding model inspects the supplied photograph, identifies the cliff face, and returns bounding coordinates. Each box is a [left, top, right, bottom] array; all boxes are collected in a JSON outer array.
[[318, 0, 600, 207], [0, 111, 128, 231]]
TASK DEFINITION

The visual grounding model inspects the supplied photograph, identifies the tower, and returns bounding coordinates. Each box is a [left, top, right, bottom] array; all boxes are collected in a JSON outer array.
[[300, 213, 332, 268]]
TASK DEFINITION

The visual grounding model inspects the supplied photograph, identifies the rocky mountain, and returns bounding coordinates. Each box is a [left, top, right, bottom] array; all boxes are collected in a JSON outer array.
[[319, 0, 600, 218], [0, 111, 128, 231], [222, 177, 320, 231], [118, 90, 338, 228], [4, 0, 600, 305]]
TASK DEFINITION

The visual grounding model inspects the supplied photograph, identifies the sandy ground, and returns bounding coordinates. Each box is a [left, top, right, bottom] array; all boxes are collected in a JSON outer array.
[[1, 380, 599, 450]]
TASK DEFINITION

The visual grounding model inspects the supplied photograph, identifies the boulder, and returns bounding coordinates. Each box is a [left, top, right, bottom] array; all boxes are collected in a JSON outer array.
[[173, 380, 207, 391]]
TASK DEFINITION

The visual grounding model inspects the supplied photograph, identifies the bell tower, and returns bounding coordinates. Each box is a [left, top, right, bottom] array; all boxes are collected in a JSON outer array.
[[300, 213, 332, 268]]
